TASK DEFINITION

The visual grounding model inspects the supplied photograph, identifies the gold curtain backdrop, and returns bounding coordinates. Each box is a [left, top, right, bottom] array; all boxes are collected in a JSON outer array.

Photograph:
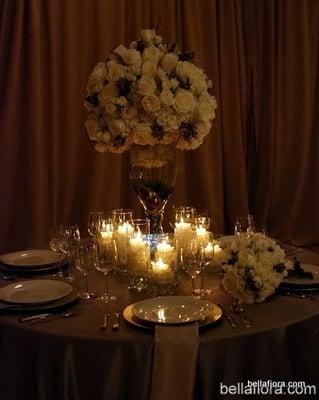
[[0, 0, 318, 252]]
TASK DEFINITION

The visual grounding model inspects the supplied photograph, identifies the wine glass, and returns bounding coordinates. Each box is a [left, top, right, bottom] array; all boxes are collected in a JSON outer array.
[[48, 226, 64, 278], [178, 239, 205, 296], [74, 238, 97, 300], [96, 238, 118, 303], [88, 210, 105, 237], [59, 224, 81, 282]]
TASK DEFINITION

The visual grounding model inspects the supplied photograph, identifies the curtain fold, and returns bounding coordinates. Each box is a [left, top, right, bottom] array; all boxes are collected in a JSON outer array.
[[0, 0, 318, 252]]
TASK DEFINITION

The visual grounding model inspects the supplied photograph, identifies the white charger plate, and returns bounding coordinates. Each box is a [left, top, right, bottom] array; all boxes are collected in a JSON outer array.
[[283, 264, 319, 287], [131, 296, 217, 324], [0, 250, 64, 268], [0, 279, 73, 304], [124, 302, 222, 329]]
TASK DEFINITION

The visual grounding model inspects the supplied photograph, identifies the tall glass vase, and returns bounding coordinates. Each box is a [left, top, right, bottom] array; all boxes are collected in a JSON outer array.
[[129, 144, 177, 234]]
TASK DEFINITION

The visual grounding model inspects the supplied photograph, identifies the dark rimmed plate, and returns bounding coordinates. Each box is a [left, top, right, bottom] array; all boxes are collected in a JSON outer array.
[[0, 290, 79, 313]]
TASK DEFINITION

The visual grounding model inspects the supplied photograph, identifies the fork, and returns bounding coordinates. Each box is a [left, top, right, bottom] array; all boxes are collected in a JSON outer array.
[[218, 304, 239, 329], [99, 313, 110, 331], [112, 312, 121, 331]]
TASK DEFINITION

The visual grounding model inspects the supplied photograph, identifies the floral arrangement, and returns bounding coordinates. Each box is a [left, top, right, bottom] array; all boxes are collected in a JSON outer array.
[[85, 29, 217, 154], [222, 234, 288, 304]]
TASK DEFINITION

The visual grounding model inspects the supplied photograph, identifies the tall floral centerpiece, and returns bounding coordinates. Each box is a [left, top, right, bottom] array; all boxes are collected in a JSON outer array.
[[85, 29, 217, 233]]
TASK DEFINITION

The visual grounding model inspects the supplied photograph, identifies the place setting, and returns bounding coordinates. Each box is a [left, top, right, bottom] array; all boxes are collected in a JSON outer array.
[[122, 296, 223, 331], [0, 249, 68, 278], [0, 278, 79, 322]]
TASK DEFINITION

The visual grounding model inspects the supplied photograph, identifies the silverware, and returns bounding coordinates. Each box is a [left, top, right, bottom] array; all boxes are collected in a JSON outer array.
[[284, 292, 316, 300], [20, 313, 51, 322], [29, 311, 74, 325], [99, 313, 110, 331], [112, 312, 121, 331], [218, 304, 239, 329], [231, 302, 252, 328]]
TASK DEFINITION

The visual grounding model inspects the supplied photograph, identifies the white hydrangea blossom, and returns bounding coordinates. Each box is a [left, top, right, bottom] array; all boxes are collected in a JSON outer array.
[[85, 29, 217, 158], [222, 233, 288, 304]]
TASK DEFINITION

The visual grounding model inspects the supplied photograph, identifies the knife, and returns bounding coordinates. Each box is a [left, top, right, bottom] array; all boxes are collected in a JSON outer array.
[[20, 313, 51, 322]]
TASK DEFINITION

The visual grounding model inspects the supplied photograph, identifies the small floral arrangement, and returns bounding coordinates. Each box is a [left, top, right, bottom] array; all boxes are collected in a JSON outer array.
[[85, 29, 217, 154], [222, 234, 288, 304]]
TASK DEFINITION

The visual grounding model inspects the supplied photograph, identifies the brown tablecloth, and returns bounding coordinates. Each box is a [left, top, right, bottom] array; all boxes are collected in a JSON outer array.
[[0, 249, 319, 399]]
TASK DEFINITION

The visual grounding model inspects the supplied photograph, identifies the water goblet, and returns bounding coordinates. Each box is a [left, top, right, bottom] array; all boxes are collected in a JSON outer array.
[[74, 238, 97, 300], [96, 238, 118, 303], [111, 208, 134, 226], [59, 224, 81, 282], [88, 210, 105, 237], [178, 239, 205, 296], [48, 226, 64, 278]]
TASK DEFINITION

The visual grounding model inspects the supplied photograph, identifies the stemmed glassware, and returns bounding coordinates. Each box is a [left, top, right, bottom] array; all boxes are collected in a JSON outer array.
[[48, 226, 65, 278], [178, 238, 206, 296], [88, 210, 105, 238], [74, 238, 97, 300], [59, 224, 81, 282], [96, 237, 118, 303]]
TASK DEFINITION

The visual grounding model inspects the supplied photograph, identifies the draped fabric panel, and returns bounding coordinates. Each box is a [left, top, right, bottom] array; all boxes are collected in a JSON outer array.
[[0, 0, 318, 252]]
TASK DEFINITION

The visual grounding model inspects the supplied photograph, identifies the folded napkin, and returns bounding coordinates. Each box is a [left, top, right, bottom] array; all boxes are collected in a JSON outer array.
[[150, 324, 199, 400]]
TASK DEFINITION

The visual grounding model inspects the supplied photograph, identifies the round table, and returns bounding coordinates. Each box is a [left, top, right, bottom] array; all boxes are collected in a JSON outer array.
[[0, 251, 319, 400]]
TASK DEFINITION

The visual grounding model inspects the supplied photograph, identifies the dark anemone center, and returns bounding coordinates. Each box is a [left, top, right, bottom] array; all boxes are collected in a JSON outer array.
[[113, 135, 126, 147], [178, 50, 195, 61], [85, 93, 99, 106], [116, 78, 132, 97], [180, 121, 197, 142], [151, 123, 164, 140]]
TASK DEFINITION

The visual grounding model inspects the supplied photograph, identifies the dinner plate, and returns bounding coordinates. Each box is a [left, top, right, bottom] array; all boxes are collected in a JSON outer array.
[[283, 264, 319, 287], [0, 260, 68, 274], [123, 303, 222, 330], [0, 250, 64, 268], [131, 296, 217, 324], [0, 279, 73, 304], [0, 290, 79, 312]]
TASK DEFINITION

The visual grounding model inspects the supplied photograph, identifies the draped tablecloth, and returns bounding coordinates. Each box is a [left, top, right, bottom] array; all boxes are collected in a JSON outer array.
[[0, 249, 318, 400]]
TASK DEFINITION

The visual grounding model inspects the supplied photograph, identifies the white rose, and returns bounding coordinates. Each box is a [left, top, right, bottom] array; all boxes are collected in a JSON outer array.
[[137, 76, 156, 95], [141, 29, 155, 43], [174, 89, 196, 113], [121, 106, 137, 120], [107, 64, 125, 83], [109, 119, 129, 136], [98, 84, 118, 105], [195, 98, 215, 122], [114, 96, 128, 107], [132, 123, 154, 145], [159, 90, 174, 107], [113, 44, 128, 59], [87, 62, 107, 93], [176, 61, 197, 79], [143, 45, 161, 64], [105, 102, 116, 114], [161, 52, 178, 71], [142, 94, 161, 113], [141, 61, 158, 78], [196, 122, 211, 140], [123, 49, 142, 66], [85, 119, 100, 140], [191, 76, 207, 95]]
